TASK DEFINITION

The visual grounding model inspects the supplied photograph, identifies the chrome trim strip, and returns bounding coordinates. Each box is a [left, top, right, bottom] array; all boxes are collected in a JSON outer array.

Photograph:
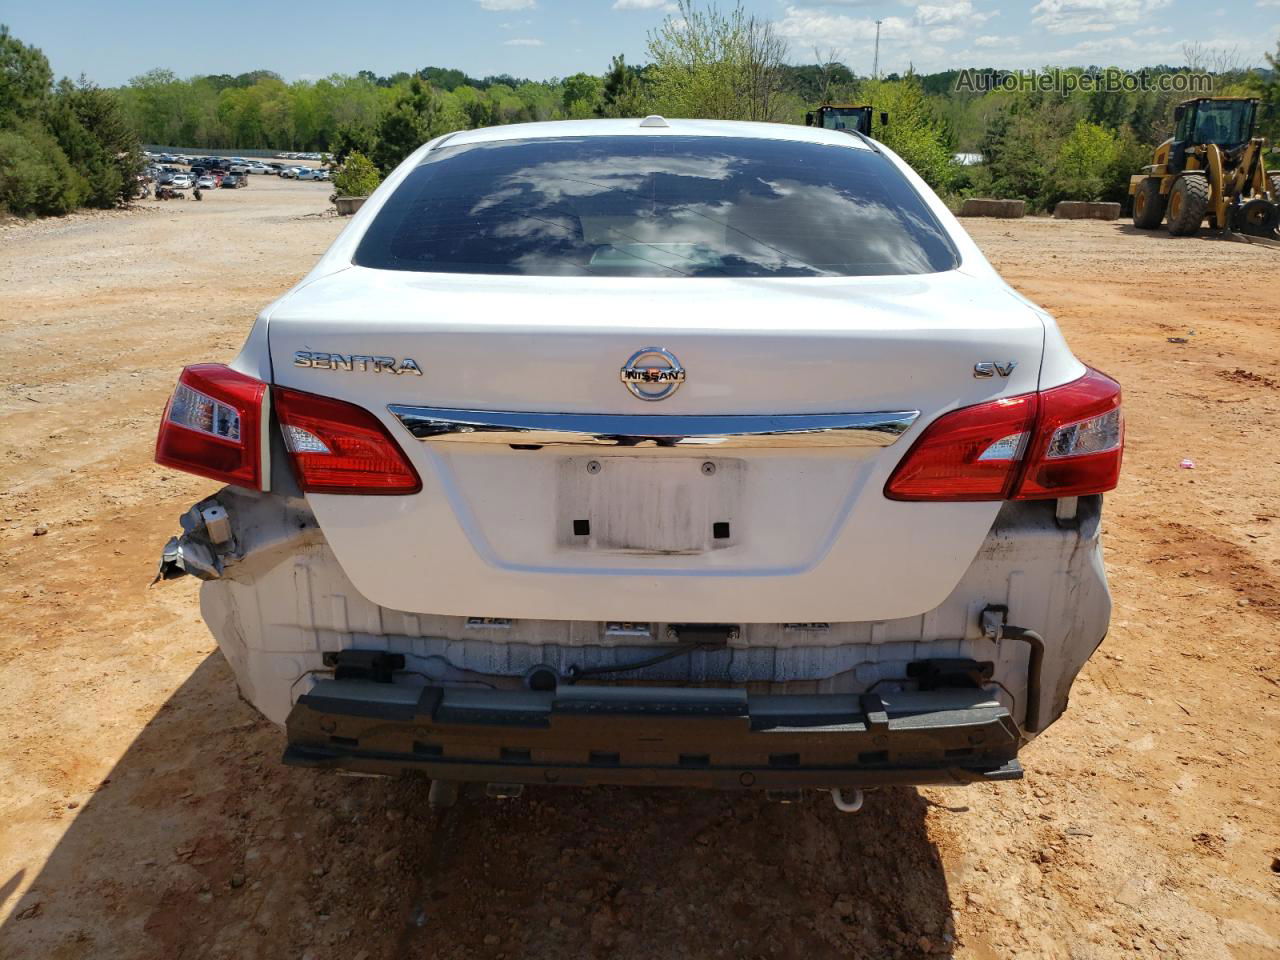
[[388, 406, 919, 449]]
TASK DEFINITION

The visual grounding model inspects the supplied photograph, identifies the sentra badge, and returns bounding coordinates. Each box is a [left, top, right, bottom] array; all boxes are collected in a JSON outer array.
[[294, 352, 422, 376]]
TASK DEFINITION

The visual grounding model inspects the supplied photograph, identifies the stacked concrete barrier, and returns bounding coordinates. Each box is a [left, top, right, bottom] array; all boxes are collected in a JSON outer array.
[[1053, 201, 1121, 221], [959, 198, 1026, 218]]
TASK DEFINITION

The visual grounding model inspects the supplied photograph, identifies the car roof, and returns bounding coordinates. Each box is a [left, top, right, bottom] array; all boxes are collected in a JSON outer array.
[[440, 117, 873, 152]]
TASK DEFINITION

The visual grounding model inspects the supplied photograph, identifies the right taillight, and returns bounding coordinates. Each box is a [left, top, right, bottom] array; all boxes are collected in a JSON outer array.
[[1014, 367, 1123, 499], [885, 367, 1122, 502], [274, 387, 421, 495]]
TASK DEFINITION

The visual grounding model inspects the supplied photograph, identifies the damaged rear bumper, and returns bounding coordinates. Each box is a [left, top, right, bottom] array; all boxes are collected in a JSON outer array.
[[284, 679, 1023, 789]]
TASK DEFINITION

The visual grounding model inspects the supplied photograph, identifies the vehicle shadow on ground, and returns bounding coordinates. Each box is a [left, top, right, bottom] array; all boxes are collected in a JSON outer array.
[[1, 653, 955, 960]]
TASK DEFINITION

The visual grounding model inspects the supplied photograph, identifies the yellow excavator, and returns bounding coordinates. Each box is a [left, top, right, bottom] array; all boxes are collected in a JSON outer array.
[[805, 104, 888, 138], [1129, 96, 1280, 238]]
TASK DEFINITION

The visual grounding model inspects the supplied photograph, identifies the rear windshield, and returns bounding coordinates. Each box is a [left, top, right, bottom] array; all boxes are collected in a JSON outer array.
[[354, 135, 958, 278]]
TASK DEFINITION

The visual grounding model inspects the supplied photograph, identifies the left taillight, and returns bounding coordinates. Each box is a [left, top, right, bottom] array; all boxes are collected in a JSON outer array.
[[155, 364, 268, 489], [274, 386, 421, 495]]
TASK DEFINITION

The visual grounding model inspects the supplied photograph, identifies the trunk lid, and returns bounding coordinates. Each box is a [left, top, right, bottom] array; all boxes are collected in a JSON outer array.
[[267, 267, 1045, 623]]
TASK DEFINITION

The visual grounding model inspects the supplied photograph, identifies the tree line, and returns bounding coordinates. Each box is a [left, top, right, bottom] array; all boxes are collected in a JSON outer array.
[[2, 7, 1278, 218]]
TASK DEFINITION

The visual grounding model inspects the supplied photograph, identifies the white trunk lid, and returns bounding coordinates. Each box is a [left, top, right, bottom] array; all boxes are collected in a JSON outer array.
[[267, 267, 1044, 622]]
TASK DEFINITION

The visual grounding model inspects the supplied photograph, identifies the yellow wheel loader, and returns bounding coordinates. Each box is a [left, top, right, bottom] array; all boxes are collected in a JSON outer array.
[[804, 104, 888, 138], [1129, 97, 1280, 239]]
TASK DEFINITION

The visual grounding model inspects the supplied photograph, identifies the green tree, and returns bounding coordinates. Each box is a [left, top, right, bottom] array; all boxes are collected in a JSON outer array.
[[0, 24, 52, 119], [370, 76, 447, 173], [562, 72, 602, 118], [1047, 120, 1120, 204], [0, 123, 85, 215], [644, 1, 789, 121], [1251, 40, 1280, 143], [0, 27, 139, 216], [332, 150, 381, 196], [47, 77, 142, 207], [859, 75, 958, 191], [979, 95, 1077, 209], [598, 54, 646, 118]]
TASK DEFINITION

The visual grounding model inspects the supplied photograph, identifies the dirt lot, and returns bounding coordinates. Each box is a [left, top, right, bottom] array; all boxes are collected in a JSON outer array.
[[0, 177, 1277, 960]]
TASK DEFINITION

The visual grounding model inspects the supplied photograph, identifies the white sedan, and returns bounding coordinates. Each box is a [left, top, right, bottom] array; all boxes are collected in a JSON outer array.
[[153, 117, 1123, 803]]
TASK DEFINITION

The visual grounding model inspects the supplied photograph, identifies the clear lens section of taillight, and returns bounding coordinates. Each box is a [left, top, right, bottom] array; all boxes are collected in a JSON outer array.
[[155, 364, 266, 489], [274, 387, 420, 495], [1014, 368, 1123, 499], [1044, 408, 1121, 459], [168, 382, 242, 441], [281, 423, 331, 455], [976, 431, 1029, 462]]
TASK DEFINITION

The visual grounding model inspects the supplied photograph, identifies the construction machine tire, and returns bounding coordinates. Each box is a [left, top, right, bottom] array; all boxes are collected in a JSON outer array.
[[1132, 178, 1166, 229], [1233, 198, 1280, 237], [1166, 173, 1210, 236], [1269, 173, 1280, 203]]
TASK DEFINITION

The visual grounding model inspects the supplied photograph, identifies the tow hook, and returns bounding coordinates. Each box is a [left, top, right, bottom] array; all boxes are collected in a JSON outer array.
[[829, 787, 864, 813]]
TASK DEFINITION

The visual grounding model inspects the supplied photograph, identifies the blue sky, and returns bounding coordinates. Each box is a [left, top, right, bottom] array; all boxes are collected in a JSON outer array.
[[6, 0, 1277, 87]]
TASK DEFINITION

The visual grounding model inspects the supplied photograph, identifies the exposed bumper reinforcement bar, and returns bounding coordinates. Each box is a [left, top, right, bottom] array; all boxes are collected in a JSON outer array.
[[284, 680, 1023, 789]]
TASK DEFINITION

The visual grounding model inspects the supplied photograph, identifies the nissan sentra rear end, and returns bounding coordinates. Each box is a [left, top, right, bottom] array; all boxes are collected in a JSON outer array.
[[154, 118, 1121, 803]]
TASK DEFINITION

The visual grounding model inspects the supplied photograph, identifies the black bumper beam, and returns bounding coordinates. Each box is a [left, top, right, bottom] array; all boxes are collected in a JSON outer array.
[[284, 680, 1023, 789]]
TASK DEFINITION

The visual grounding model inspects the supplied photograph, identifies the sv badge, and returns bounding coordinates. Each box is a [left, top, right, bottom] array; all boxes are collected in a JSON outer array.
[[973, 360, 1018, 379]]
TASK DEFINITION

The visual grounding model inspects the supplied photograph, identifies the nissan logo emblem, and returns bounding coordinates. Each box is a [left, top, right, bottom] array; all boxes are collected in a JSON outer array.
[[619, 347, 686, 401]]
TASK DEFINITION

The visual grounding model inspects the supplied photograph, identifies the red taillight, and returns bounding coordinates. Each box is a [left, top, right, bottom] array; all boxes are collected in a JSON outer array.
[[1015, 368, 1123, 499], [885, 368, 1122, 502], [155, 364, 267, 489], [885, 393, 1039, 501], [274, 387, 421, 495]]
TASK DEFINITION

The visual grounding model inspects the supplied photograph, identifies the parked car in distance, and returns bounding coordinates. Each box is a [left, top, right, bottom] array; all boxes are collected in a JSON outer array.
[[169, 173, 193, 189], [196, 175, 217, 189], [230, 163, 251, 174], [220, 173, 244, 188], [295, 167, 321, 180]]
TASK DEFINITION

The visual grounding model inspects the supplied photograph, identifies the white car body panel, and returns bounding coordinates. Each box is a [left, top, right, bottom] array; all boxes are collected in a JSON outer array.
[[267, 266, 1048, 623], [175, 118, 1112, 754]]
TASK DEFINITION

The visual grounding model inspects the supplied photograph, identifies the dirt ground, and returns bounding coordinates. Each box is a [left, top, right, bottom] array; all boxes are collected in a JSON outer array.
[[0, 177, 1277, 960]]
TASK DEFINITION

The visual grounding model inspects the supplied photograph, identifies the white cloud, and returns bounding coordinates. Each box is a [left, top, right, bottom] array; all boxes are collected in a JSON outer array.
[[1133, 25, 1172, 35], [775, 8, 914, 47], [972, 34, 1016, 47], [477, 0, 535, 10], [1030, 0, 1171, 35], [613, 0, 677, 8], [774, 3, 1000, 72], [914, 0, 994, 25], [502, 37, 545, 46]]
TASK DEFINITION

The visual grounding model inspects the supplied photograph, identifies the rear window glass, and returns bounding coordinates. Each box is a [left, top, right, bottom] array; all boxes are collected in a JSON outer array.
[[354, 135, 958, 278]]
